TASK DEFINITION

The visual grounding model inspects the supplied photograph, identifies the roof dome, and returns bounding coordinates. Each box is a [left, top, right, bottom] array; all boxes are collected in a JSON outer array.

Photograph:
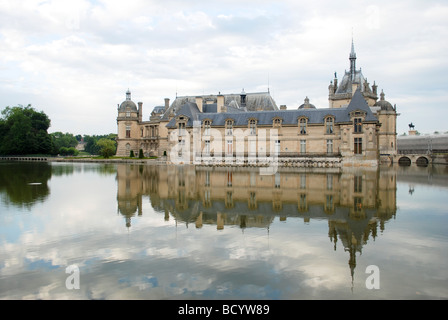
[[298, 97, 316, 109], [118, 89, 138, 112], [374, 90, 394, 111]]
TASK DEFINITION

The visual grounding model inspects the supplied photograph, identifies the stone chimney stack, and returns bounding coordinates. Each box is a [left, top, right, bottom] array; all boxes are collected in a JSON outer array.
[[195, 96, 203, 113], [164, 98, 170, 111], [280, 105, 287, 110], [217, 94, 225, 113], [138, 102, 143, 122]]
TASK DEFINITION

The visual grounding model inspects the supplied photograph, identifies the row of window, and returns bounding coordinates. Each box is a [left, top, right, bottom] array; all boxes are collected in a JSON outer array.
[[180, 138, 363, 155], [200, 117, 363, 136]]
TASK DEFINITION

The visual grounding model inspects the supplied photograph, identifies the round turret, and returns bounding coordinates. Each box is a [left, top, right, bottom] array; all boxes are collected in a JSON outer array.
[[118, 89, 138, 112], [298, 97, 316, 109], [374, 90, 394, 111]]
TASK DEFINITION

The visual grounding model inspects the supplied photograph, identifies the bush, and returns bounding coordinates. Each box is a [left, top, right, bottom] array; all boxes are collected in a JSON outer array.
[[139, 149, 144, 159], [130, 150, 135, 158], [59, 147, 79, 156], [97, 138, 116, 159]]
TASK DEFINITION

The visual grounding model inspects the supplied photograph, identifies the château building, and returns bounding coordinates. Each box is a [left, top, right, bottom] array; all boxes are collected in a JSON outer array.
[[116, 41, 398, 167]]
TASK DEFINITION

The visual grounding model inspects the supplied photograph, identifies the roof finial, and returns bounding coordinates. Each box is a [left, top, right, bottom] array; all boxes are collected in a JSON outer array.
[[349, 34, 357, 80]]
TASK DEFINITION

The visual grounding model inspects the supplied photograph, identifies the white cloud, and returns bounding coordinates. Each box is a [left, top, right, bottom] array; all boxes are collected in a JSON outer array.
[[0, 0, 447, 135]]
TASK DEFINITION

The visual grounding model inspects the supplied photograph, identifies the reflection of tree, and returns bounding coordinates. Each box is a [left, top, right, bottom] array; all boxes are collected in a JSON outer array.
[[0, 162, 52, 209]]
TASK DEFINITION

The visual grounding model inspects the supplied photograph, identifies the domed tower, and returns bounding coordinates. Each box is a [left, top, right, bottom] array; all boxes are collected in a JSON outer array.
[[374, 90, 398, 158], [116, 89, 141, 157], [298, 96, 316, 109]]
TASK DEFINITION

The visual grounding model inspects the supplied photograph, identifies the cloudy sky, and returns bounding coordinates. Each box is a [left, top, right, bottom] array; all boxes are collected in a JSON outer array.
[[0, 0, 447, 136]]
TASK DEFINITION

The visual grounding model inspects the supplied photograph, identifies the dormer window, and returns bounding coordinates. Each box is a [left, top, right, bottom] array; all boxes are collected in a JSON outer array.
[[273, 118, 282, 127], [204, 120, 211, 136], [178, 122, 186, 136], [126, 107, 131, 118], [325, 117, 334, 134], [226, 120, 233, 136], [354, 118, 363, 133], [299, 118, 307, 135], [249, 119, 257, 135]]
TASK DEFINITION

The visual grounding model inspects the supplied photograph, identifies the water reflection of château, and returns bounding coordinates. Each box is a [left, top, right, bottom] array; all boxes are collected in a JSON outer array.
[[116, 164, 397, 281]]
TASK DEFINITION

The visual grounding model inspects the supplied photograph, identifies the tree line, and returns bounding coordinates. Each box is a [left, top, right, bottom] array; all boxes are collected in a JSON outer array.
[[0, 104, 117, 158]]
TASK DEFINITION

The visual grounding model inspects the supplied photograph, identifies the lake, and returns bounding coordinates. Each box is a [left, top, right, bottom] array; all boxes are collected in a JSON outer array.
[[0, 161, 447, 300]]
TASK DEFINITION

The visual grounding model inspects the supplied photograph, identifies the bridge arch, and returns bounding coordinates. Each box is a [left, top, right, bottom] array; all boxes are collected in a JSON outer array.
[[398, 156, 411, 166], [416, 156, 429, 167]]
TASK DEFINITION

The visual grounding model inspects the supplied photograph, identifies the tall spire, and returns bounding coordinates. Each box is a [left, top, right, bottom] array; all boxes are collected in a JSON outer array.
[[349, 37, 357, 80], [126, 88, 131, 101]]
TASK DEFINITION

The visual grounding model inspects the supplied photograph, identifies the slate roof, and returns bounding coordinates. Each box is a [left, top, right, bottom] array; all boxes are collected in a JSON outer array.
[[166, 88, 378, 128], [161, 91, 278, 121]]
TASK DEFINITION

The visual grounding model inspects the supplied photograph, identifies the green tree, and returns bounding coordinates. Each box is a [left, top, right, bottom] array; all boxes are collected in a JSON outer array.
[[83, 134, 117, 155], [139, 149, 144, 159], [51, 132, 78, 153], [0, 105, 53, 155], [97, 138, 116, 158], [130, 150, 135, 158]]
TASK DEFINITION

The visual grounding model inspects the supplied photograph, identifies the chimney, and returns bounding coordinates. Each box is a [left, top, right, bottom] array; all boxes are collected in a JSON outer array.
[[195, 96, 203, 113], [217, 94, 225, 113], [164, 98, 170, 111], [280, 105, 287, 110], [138, 102, 143, 122]]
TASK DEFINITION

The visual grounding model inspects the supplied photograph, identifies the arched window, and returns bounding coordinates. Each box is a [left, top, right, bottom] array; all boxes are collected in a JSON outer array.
[[299, 118, 307, 135], [226, 120, 233, 136], [273, 118, 282, 127], [325, 117, 334, 134], [204, 120, 211, 136]]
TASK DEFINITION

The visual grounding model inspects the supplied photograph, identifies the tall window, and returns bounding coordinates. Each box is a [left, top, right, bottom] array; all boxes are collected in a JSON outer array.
[[126, 125, 131, 138], [204, 120, 211, 136], [226, 120, 233, 136], [300, 140, 306, 154], [126, 108, 130, 118], [354, 118, 362, 133], [354, 138, 362, 154], [227, 139, 233, 155], [275, 140, 281, 155], [299, 118, 307, 135], [249, 119, 256, 135], [178, 139, 185, 157], [178, 122, 186, 136], [325, 117, 334, 134], [204, 140, 210, 155], [326, 139, 333, 154]]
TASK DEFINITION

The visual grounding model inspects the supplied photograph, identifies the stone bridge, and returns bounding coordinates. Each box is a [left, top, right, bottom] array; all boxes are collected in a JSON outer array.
[[391, 153, 448, 166]]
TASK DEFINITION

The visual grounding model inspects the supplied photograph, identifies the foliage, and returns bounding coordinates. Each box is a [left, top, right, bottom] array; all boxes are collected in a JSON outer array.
[[0, 105, 53, 155], [83, 134, 117, 155], [130, 150, 135, 158], [96, 138, 116, 159], [139, 149, 144, 159], [50, 132, 78, 153], [59, 147, 79, 156]]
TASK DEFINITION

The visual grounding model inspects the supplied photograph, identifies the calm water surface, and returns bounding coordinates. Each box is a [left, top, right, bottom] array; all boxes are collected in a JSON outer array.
[[0, 161, 447, 300]]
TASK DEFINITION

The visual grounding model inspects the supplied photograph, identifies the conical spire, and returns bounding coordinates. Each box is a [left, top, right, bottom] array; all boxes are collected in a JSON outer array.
[[349, 38, 357, 80]]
